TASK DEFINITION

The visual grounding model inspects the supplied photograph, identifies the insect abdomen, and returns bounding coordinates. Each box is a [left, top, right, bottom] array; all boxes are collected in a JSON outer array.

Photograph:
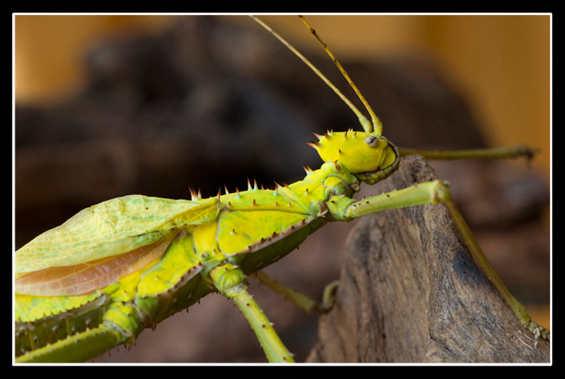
[[15, 292, 112, 357]]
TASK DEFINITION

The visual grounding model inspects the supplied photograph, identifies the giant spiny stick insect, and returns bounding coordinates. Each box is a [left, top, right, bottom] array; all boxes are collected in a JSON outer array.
[[15, 15, 549, 363]]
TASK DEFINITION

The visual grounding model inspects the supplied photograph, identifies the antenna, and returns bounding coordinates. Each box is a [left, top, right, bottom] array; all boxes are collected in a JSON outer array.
[[298, 16, 382, 137], [250, 15, 382, 136]]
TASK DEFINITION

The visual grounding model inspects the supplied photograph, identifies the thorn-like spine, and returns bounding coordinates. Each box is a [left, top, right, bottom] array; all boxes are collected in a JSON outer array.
[[306, 142, 320, 150], [224, 185, 229, 195], [235, 187, 241, 199], [247, 178, 252, 191], [189, 187, 199, 201]]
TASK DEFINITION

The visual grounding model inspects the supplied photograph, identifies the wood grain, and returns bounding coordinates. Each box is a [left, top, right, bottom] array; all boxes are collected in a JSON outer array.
[[307, 155, 549, 363]]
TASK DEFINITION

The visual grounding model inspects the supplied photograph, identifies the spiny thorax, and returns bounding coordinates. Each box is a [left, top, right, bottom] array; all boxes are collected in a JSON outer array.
[[276, 162, 360, 218]]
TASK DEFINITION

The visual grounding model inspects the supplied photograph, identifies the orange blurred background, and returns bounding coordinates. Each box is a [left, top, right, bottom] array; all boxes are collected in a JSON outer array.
[[14, 14, 551, 180]]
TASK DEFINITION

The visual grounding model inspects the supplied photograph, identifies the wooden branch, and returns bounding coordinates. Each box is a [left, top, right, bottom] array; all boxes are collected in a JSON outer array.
[[307, 155, 549, 363]]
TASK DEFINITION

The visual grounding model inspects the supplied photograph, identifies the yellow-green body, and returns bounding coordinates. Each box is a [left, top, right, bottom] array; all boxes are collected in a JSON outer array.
[[15, 158, 366, 362]]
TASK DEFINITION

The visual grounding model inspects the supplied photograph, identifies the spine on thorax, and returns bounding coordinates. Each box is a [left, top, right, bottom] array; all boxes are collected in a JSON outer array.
[[275, 162, 359, 221]]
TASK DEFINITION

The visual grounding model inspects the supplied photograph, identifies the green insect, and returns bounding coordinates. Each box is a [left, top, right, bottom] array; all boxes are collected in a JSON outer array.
[[15, 15, 549, 363]]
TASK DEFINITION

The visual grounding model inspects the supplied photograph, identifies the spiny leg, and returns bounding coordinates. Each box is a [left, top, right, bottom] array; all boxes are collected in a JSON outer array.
[[340, 180, 549, 341], [209, 263, 294, 363]]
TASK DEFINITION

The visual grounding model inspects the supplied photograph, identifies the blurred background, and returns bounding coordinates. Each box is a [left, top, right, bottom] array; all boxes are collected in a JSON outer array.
[[14, 14, 550, 362], [15, 15, 550, 176]]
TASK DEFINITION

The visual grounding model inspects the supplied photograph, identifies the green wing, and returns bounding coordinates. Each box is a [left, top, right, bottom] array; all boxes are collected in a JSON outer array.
[[16, 195, 220, 274]]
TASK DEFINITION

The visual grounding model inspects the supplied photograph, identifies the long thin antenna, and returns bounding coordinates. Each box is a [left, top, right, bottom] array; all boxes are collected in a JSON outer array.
[[250, 15, 381, 136], [298, 16, 382, 137]]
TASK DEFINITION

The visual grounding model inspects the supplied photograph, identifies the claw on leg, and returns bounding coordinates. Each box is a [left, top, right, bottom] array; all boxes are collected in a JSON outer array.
[[527, 320, 550, 342], [321, 280, 340, 312]]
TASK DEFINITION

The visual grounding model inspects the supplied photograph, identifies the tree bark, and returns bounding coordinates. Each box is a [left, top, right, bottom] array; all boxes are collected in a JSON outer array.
[[307, 155, 549, 363]]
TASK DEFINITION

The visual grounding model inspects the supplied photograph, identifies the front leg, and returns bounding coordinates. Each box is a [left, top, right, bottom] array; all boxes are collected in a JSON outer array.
[[398, 145, 536, 161], [332, 179, 549, 341]]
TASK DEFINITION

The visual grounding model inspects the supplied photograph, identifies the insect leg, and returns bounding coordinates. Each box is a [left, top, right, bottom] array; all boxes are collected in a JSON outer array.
[[253, 271, 323, 314], [339, 180, 549, 341], [398, 145, 536, 161], [209, 263, 294, 363]]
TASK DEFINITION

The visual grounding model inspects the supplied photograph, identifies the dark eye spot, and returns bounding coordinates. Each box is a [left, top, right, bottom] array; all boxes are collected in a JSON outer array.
[[364, 135, 379, 147]]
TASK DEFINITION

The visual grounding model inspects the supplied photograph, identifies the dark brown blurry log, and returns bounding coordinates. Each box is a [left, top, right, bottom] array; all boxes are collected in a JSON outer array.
[[307, 155, 549, 363]]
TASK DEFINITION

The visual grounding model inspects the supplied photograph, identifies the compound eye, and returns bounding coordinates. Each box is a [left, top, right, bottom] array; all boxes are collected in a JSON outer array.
[[364, 135, 379, 147]]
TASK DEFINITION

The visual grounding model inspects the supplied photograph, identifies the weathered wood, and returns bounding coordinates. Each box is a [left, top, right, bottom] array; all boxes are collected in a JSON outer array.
[[307, 155, 549, 363]]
